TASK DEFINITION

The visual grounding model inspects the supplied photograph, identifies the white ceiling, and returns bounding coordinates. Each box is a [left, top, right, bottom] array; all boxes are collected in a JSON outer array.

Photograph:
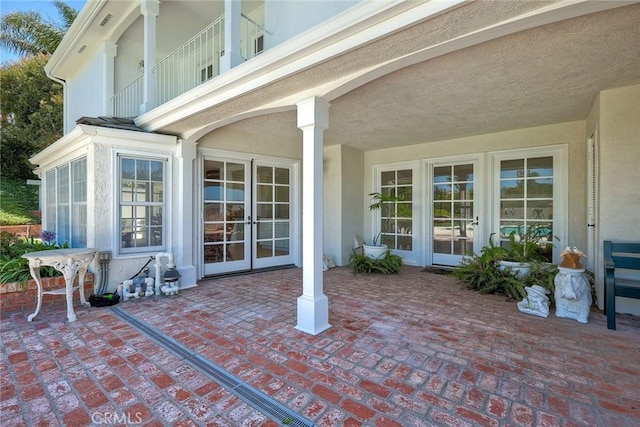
[[214, 3, 640, 151]]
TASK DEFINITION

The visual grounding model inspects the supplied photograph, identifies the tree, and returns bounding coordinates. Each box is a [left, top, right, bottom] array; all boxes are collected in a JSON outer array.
[[0, 2, 79, 179], [1, 54, 63, 178], [0, 1, 77, 57]]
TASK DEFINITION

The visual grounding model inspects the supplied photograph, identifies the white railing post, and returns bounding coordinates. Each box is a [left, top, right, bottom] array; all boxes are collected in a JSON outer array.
[[221, 0, 242, 73]]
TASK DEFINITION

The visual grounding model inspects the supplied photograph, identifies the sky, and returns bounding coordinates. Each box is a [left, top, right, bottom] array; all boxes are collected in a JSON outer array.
[[0, 0, 87, 64]]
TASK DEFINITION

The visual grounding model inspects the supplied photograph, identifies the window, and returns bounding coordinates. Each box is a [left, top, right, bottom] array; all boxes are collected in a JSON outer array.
[[119, 156, 165, 253], [498, 156, 554, 262], [43, 158, 87, 247], [378, 169, 413, 251]]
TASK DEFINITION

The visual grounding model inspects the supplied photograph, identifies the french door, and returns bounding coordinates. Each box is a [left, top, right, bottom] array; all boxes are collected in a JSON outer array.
[[202, 157, 296, 275], [430, 161, 479, 266]]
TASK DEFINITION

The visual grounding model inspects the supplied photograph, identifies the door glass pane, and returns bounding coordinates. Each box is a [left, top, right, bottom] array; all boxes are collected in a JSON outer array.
[[275, 168, 289, 185], [227, 183, 245, 201], [226, 163, 245, 181], [256, 166, 272, 183], [500, 180, 524, 198], [433, 184, 452, 200], [433, 166, 450, 182], [227, 243, 244, 261], [527, 157, 553, 177], [257, 204, 272, 219], [204, 182, 222, 201], [256, 184, 272, 202], [275, 186, 289, 202], [275, 204, 289, 220], [258, 222, 273, 239], [204, 161, 223, 180], [381, 171, 395, 185], [204, 203, 223, 221], [275, 223, 290, 238], [527, 178, 553, 198], [500, 159, 524, 179]]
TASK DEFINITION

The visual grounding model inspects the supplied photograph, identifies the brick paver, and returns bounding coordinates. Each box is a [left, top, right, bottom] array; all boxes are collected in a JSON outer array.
[[1, 266, 639, 426]]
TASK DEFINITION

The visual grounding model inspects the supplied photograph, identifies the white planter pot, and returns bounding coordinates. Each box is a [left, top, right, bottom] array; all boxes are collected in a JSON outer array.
[[363, 244, 388, 260], [498, 260, 531, 278]]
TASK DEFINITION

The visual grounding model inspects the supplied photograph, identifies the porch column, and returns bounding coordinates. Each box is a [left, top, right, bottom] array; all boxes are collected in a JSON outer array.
[[296, 97, 331, 335], [101, 41, 117, 116], [175, 138, 197, 289], [220, 0, 242, 73], [140, 0, 159, 114]]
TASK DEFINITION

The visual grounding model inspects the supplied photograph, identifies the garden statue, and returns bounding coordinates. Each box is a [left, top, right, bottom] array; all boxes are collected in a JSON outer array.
[[555, 247, 590, 323], [517, 285, 550, 317]]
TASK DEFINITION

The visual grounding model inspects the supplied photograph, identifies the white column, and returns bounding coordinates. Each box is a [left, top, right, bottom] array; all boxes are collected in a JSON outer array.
[[140, 0, 159, 114], [296, 97, 331, 335], [101, 41, 117, 115], [175, 138, 197, 289], [220, 0, 242, 73]]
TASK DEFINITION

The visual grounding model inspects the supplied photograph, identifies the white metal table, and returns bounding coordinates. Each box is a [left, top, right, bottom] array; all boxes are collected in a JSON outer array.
[[22, 248, 97, 322]]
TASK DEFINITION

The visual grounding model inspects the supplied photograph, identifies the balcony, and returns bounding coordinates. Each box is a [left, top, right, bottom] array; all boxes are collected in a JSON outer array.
[[111, 14, 264, 118]]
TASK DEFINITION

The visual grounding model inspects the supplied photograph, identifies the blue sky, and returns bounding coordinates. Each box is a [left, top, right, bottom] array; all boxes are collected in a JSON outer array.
[[0, 0, 87, 64]]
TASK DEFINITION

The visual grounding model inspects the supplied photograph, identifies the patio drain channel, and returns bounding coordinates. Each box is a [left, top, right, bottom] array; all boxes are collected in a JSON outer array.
[[111, 306, 314, 427]]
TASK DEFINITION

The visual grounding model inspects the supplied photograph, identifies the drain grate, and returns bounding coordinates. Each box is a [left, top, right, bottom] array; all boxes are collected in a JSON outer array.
[[111, 306, 314, 427]]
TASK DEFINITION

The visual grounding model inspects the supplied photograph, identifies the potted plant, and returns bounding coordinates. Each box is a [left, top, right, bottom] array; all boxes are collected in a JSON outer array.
[[363, 191, 401, 259], [497, 225, 554, 277]]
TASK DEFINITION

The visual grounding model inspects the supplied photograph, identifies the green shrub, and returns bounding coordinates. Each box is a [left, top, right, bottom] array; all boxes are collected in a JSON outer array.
[[0, 232, 65, 285], [350, 251, 404, 274]]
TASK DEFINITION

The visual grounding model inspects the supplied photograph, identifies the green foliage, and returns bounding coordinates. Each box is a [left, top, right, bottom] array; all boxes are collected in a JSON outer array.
[[1, 54, 64, 179], [350, 251, 404, 274], [0, 232, 65, 285], [452, 242, 524, 298], [520, 262, 558, 304], [0, 177, 41, 225], [502, 226, 555, 263], [0, 2, 78, 57], [368, 191, 403, 246]]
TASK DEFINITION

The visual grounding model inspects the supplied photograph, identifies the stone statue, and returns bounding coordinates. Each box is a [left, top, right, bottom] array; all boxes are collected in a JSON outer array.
[[517, 285, 550, 318], [555, 251, 591, 323]]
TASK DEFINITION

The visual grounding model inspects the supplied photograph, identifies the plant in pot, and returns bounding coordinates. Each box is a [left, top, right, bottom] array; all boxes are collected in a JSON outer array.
[[363, 191, 401, 259], [497, 225, 554, 278]]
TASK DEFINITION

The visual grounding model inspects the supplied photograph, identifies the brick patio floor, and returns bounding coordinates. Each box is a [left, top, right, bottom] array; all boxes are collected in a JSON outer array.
[[1, 266, 639, 426]]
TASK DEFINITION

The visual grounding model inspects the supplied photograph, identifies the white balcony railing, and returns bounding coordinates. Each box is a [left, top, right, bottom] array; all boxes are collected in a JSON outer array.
[[111, 14, 265, 118]]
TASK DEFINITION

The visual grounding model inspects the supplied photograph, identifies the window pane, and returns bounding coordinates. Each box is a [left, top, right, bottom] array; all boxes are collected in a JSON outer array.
[[204, 203, 223, 221], [256, 166, 273, 183], [454, 164, 474, 182], [433, 166, 451, 183], [227, 183, 245, 201], [275, 186, 289, 202], [275, 204, 289, 220], [256, 184, 272, 202], [527, 178, 553, 198], [136, 160, 149, 180], [122, 159, 135, 179], [527, 157, 553, 178], [226, 163, 244, 182], [58, 165, 69, 204], [150, 161, 163, 181], [500, 180, 524, 198], [381, 171, 395, 185], [501, 200, 524, 219], [397, 169, 412, 184], [274, 168, 289, 185], [433, 184, 452, 200], [500, 159, 524, 179], [204, 160, 223, 180], [204, 182, 222, 201]]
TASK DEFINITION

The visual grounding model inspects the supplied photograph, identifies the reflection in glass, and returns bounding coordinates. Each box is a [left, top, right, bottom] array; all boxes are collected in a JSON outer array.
[[500, 180, 524, 198], [434, 202, 451, 218], [275, 204, 289, 220], [397, 219, 412, 234], [122, 159, 135, 179], [204, 203, 223, 221], [397, 186, 412, 201], [275, 186, 289, 202], [204, 182, 222, 201], [227, 183, 245, 201], [397, 203, 412, 218], [274, 239, 290, 255], [527, 178, 553, 198], [150, 161, 163, 181], [381, 171, 395, 185], [397, 169, 412, 184], [275, 223, 290, 238], [433, 166, 451, 183], [500, 159, 524, 179], [226, 163, 245, 181], [500, 200, 524, 219], [258, 222, 273, 239], [204, 224, 225, 242], [454, 183, 473, 201], [528, 200, 553, 220], [136, 161, 149, 180], [275, 168, 289, 185], [257, 204, 273, 219], [204, 161, 223, 180], [454, 164, 474, 182], [527, 157, 553, 177], [433, 184, 452, 200], [227, 243, 245, 261], [257, 184, 272, 202], [398, 236, 412, 251], [257, 166, 273, 183], [454, 202, 473, 219]]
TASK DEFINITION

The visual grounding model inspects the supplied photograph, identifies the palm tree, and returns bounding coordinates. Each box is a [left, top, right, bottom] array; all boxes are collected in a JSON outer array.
[[0, 1, 78, 57]]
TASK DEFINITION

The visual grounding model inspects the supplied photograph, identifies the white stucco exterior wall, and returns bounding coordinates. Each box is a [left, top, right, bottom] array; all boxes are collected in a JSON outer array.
[[264, 0, 359, 49], [65, 54, 108, 131], [597, 83, 640, 316]]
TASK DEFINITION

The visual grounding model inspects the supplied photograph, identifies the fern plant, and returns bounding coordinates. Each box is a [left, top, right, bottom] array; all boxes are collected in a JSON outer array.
[[350, 250, 403, 274]]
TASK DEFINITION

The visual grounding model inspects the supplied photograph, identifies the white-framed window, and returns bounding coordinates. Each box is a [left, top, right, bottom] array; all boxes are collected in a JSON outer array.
[[373, 163, 418, 255], [118, 155, 166, 254], [43, 157, 87, 247], [492, 146, 567, 262]]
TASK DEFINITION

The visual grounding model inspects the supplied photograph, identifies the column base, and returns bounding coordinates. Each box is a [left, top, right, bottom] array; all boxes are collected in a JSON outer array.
[[295, 294, 331, 335]]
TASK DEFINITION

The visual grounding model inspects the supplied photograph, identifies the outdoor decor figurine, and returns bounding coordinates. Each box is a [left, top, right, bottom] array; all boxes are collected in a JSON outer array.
[[554, 247, 591, 323], [517, 285, 550, 317]]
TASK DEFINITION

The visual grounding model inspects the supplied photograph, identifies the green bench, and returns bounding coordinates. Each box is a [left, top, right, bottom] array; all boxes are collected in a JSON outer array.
[[604, 241, 640, 330]]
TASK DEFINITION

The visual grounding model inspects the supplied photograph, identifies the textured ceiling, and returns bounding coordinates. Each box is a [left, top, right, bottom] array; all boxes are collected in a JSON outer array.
[[209, 3, 640, 151]]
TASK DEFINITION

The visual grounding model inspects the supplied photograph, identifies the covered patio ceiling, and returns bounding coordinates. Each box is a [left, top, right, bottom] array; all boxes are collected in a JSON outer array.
[[206, 3, 640, 151]]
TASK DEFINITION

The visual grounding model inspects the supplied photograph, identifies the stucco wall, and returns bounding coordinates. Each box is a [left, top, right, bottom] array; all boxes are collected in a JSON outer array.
[[597, 83, 640, 315], [264, 0, 359, 49], [322, 145, 364, 266], [66, 55, 106, 131]]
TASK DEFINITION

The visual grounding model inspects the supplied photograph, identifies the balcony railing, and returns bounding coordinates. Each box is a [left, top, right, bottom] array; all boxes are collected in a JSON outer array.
[[111, 14, 265, 118]]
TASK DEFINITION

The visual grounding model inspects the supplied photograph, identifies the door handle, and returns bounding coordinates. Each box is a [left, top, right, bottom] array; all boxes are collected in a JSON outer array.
[[587, 224, 595, 227], [246, 216, 252, 224], [471, 216, 479, 226]]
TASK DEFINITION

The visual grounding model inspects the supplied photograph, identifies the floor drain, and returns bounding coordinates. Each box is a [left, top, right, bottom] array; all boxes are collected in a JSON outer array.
[[111, 306, 314, 427]]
